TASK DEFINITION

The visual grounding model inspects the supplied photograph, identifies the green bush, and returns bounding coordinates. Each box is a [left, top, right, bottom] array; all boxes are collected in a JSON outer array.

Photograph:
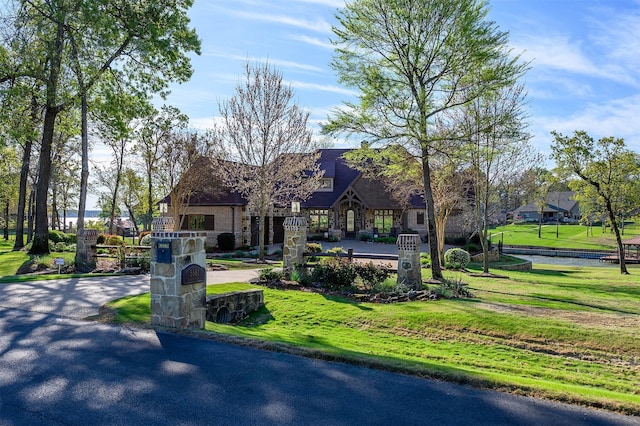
[[54, 242, 66, 252], [139, 233, 152, 246], [420, 252, 431, 267], [312, 257, 358, 292], [138, 231, 151, 245], [354, 262, 392, 293], [259, 268, 284, 281], [217, 233, 235, 251], [306, 242, 323, 262], [373, 236, 396, 244], [462, 243, 479, 253], [359, 233, 372, 242], [49, 230, 66, 243], [444, 248, 471, 269]]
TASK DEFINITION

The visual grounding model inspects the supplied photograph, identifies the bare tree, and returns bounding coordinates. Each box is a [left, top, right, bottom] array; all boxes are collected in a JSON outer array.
[[214, 62, 322, 261]]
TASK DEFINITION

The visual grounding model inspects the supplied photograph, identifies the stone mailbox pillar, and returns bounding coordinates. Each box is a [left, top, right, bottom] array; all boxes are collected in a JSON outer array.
[[150, 217, 207, 329], [397, 234, 422, 290], [76, 229, 98, 270], [283, 216, 308, 277]]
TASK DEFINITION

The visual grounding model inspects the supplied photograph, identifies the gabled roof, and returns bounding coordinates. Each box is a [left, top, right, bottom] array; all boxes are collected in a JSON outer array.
[[513, 191, 578, 214], [302, 149, 361, 208]]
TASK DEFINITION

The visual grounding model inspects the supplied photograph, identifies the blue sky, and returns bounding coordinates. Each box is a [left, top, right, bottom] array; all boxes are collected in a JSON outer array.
[[160, 0, 640, 156]]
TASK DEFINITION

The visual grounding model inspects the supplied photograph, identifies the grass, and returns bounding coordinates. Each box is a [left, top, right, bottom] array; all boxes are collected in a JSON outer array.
[[206, 258, 267, 270], [488, 223, 640, 250], [108, 264, 640, 415]]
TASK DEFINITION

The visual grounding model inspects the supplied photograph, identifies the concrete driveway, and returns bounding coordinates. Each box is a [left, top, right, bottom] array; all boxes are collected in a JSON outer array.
[[0, 269, 260, 320]]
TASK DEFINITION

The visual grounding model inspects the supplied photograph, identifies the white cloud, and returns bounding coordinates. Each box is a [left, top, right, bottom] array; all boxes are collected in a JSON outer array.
[[289, 34, 334, 50], [287, 80, 355, 96], [535, 94, 640, 152], [295, 0, 344, 7], [203, 50, 323, 73], [218, 8, 332, 33]]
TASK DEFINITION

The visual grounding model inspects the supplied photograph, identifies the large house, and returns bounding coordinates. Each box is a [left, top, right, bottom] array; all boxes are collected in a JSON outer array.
[[172, 149, 433, 248], [512, 191, 581, 223]]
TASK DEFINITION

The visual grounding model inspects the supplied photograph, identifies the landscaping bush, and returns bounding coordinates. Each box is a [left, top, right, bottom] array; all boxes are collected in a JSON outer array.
[[106, 235, 124, 246], [420, 252, 431, 267], [354, 262, 392, 293], [373, 236, 396, 244], [48, 230, 66, 243], [327, 246, 345, 254], [259, 268, 284, 281], [462, 243, 479, 253], [97, 233, 108, 244], [139, 233, 152, 246], [359, 233, 372, 242], [54, 242, 66, 252], [217, 233, 235, 251], [444, 248, 471, 269], [312, 256, 358, 292], [138, 231, 151, 245], [306, 242, 322, 262]]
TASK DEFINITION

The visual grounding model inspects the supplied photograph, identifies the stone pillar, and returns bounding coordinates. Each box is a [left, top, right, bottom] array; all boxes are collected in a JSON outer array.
[[76, 229, 98, 270], [397, 234, 422, 290], [150, 217, 207, 329], [283, 216, 308, 277]]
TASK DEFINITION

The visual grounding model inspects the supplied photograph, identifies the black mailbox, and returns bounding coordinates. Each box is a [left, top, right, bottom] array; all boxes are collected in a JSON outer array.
[[156, 240, 172, 264]]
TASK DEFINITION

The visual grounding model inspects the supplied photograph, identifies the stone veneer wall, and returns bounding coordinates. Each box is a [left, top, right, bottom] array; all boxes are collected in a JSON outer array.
[[470, 248, 500, 263], [206, 289, 264, 323], [397, 234, 422, 290], [150, 217, 207, 329], [282, 216, 308, 277], [76, 229, 98, 267]]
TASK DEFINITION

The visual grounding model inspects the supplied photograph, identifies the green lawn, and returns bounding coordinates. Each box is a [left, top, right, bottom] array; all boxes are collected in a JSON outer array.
[[108, 263, 640, 415], [489, 223, 640, 250]]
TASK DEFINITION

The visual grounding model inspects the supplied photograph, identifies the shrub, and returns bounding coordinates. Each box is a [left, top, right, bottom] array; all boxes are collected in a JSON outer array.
[[139, 233, 152, 246], [49, 230, 66, 243], [355, 262, 392, 293], [373, 236, 396, 244], [359, 233, 372, 242], [312, 257, 358, 292], [217, 233, 235, 251], [128, 253, 151, 272], [138, 231, 151, 245], [444, 248, 471, 269], [327, 246, 345, 254], [420, 252, 431, 267], [54, 242, 66, 252], [259, 268, 284, 281], [97, 233, 108, 244], [436, 274, 473, 298], [106, 235, 124, 246], [306, 242, 322, 262], [462, 243, 479, 253]]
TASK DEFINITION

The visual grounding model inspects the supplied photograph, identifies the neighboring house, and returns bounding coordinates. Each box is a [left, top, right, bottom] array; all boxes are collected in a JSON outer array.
[[512, 191, 581, 223], [105, 218, 137, 237], [168, 149, 434, 248]]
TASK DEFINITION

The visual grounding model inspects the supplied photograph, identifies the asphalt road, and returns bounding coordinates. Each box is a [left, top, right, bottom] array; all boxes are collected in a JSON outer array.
[[0, 274, 637, 425]]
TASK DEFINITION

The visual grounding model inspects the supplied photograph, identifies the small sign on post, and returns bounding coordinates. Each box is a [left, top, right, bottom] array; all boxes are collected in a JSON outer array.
[[55, 257, 64, 274]]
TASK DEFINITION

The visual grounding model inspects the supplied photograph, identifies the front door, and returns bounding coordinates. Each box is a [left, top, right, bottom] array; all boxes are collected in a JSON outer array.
[[345, 209, 355, 239]]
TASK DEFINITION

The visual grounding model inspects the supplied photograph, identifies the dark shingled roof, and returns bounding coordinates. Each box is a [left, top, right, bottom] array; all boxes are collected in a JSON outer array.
[[302, 149, 361, 208]]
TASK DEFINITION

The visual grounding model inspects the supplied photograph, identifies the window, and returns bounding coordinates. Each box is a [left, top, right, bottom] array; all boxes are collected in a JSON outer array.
[[182, 215, 215, 231], [416, 211, 425, 225], [309, 209, 329, 232], [374, 209, 393, 233], [316, 178, 334, 192]]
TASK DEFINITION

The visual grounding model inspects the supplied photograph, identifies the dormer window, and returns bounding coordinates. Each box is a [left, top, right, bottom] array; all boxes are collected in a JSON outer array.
[[317, 178, 334, 192]]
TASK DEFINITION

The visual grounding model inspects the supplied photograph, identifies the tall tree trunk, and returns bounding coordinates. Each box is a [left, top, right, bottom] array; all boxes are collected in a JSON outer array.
[[29, 18, 65, 254], [77, 94, 89, 234], [3, 201, 8, 240], [13, 128, 34, 250], [421, 149, 442, 280], [27, 184, 35, 243]]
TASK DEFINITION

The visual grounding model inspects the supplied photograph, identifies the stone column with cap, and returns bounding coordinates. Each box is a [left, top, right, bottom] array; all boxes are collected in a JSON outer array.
[[76, 228, 98, 271], [396, 234, 422, 290], [282, 216, 308, 277], [150, 216, 207, 329]]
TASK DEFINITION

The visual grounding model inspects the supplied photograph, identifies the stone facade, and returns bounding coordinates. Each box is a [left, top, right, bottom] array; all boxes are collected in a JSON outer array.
[[471, 248, 500, 263], [396, 234, 422, 290], [282, 216, 308, 277], [206, 289, 264, 323], [76, 229, 98, 267], [150, 217, 207, 330]]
